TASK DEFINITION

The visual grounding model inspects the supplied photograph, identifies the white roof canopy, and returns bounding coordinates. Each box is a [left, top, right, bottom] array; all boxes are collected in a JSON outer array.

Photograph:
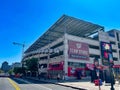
[[25, 15, 104, 53]]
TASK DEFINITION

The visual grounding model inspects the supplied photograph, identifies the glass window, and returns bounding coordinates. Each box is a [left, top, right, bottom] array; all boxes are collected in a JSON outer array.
[[116, 32, 119, 41], [112, 49, 117, 53], [110, 41, 116, 45], [119, 50, 120, 58], [50, 51, 63, 58], [51, 42, 63, 49], [118, 43, 120, 48], [68, 62, 86, 68], [90, 54, 100, 58], [113, 57, 118, 61], [89, 45, 99, 49], [40, 56, 48, 59], [108, 31, 115, 37]]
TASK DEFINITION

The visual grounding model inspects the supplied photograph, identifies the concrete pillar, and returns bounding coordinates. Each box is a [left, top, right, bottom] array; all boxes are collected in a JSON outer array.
[[64, 34, 68, 74]]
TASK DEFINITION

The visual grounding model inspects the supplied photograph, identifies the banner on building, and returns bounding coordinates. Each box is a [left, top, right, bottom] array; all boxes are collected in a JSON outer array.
[[68, 40, 89, 60], [100, 42, 113, 66]]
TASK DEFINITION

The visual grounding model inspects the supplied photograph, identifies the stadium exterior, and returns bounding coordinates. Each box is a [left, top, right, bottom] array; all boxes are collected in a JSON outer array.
[[23, 15, 120, 79]]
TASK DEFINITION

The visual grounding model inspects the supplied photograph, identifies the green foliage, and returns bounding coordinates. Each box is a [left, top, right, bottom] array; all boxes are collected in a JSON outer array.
[[8, 69, 13, 75], [13, 67, 25, 74], [0, 69, 4, 73], [25, 58, 38, 72]]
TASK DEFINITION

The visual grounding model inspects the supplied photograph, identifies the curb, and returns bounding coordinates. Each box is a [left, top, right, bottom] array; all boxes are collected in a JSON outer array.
[[8, 78, 21, 90], [26, 77, 87, 90]]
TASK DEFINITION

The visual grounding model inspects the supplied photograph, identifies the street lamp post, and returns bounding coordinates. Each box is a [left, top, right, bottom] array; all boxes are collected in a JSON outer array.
[[13, 42, 26, 76], [13, 42, 25, 65], [105, 44, 114, 90], [108, 54, 114, 90], [94, 58, 101, 90]]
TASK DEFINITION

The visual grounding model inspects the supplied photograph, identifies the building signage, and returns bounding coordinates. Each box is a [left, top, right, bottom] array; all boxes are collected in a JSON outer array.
[[68, 40, 89, 60], [100, 42, 113, 66]]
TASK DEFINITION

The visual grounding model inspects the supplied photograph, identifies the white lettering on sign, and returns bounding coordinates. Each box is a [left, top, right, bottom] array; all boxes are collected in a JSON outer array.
[[68, 40, 89, 60]]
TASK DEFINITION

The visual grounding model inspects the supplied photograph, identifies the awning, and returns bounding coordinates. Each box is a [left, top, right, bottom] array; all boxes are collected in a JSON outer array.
[[86, 64, 120, 69], [113, 65, 120, 68], [48, 61, 64, 70], [86, 63, 104, 70]]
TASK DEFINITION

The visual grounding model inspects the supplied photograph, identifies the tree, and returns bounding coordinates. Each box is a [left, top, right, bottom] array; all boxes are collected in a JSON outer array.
[[8, 69, 13, 75], [0, 69, 3, 73], [13, 67, 26, 75], [13, 67, 23, 74], [25, 58, 38, 72]]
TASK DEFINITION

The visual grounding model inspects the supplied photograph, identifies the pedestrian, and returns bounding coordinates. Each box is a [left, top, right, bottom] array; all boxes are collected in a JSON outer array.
[[48, 74, 50, 79], [118, 74, 120, 84], [57, 74, 60, 82]]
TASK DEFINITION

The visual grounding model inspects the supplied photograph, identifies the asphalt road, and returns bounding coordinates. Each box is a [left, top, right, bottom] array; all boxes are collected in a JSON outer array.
[[0, 77, 78, 90], [0, 77, 15, 90], [13, 77, 78, 90]]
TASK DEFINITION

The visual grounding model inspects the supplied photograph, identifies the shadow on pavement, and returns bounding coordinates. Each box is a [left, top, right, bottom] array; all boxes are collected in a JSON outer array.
[[10, 77, 51, 85], [11, 76, 91, 85], [26, 76, 91, 83]]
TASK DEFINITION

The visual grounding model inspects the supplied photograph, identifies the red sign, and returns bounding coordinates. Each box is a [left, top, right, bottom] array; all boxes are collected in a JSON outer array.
[[113, 65, 120, 68], [48, 61, 64, 70], [68, 67, 85, 77], [68, 67, 76, 76], [68, 40, 89, 60], [86, 63, 94, 70]]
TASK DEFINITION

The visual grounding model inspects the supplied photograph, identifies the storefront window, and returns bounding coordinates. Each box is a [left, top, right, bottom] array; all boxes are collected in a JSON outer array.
[[68, 62, 86, 68]]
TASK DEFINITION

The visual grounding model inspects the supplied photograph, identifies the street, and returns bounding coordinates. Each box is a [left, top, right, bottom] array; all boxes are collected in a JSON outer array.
[[0, 78, 15, 90], [0, 77, 78, 90]]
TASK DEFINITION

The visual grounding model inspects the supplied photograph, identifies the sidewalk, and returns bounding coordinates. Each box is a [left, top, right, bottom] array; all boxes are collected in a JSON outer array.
[[26, 77, 120, 90]]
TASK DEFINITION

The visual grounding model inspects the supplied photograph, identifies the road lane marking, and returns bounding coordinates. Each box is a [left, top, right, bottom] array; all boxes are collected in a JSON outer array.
[[7, 78, 20, 90], [15, 78, 52, 90], [34, 84, 52, 90]]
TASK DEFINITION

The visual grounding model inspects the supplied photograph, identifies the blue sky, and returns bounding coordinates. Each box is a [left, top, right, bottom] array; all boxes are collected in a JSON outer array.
[[0, 0, 120, 66]]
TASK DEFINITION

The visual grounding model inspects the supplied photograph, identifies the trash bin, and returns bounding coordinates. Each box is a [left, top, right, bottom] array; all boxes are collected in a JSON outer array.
[[94, 79, 102, 86]]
